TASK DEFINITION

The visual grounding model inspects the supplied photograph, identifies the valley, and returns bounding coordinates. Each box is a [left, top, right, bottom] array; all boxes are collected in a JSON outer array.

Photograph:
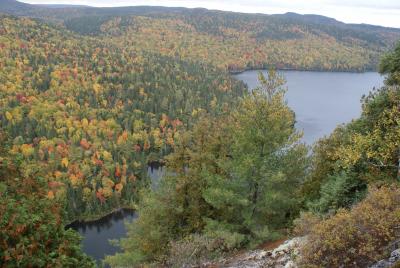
[[1, 1, 400, 267]]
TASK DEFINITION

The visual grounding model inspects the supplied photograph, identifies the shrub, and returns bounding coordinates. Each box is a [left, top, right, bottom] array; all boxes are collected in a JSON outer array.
[[298, 185, 400, 267], [307, 171, 367, 214], [0, 196, 94, 268], [167, 234, 225, 267], [293, 212, 321, 236]]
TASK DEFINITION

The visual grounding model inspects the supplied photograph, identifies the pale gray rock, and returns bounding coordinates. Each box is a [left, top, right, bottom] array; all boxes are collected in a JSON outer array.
[[213, 237, 305, 268], [389, 249, 400, 263], [369, 248, 400, 268]]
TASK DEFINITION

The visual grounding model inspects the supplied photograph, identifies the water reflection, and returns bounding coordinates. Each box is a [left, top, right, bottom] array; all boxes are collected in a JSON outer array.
[[67, 209, 137, 263], [67, 208, 136, 234], [68, 166, 164, 263]]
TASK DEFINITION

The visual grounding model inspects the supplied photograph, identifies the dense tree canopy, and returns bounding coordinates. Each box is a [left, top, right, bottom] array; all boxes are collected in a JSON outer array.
[[2, 1, 400, 72], [0, 15, 246, 222], [105, 70, 308, 266], [380, 43, 400, 85], [95, 15, 386, 72], [0, 1, 400, 265], [0, 131, 94, 267]]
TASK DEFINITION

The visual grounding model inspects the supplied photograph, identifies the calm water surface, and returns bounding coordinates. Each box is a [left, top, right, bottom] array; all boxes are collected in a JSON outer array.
[[234, 70, 384, 144], [68, 167, 164, 264], [67, 209, 137, 264], [70, 71, 384, 263]]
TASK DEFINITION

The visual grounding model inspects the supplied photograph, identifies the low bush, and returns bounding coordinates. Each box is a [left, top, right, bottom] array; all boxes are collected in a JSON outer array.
[[167, 234, 226, 267], [297, 185, 400, 267]]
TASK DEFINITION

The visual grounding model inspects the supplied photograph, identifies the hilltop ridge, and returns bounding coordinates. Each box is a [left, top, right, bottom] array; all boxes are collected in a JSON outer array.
[[1, 0, 400, 72]]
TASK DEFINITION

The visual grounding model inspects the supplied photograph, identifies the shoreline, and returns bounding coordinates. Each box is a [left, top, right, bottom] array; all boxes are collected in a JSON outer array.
[[65, 204, 137, 227], [65, 162, 164, 226], [228, 67, 377, 75]]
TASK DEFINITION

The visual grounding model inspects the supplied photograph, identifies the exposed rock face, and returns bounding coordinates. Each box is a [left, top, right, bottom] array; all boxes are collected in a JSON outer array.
[[215, 237, 304, 268], [208, 237, 400, 268], [369, 249, 400, 268]]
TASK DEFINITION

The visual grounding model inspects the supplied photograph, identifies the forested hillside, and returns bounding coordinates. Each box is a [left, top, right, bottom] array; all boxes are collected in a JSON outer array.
[[104, 43, 400, 267], [1, 0, 400, 72], [0, 15, 245, 224], [1, 1, 400, 267], [105, 69, 309, 267]]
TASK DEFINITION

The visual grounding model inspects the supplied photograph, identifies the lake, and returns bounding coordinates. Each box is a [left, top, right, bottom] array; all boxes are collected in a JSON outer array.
[[70, 70, 384, 263], [68, 166, 164, 264], [67, 208, 137, 264], [234, 70, 384, 144]]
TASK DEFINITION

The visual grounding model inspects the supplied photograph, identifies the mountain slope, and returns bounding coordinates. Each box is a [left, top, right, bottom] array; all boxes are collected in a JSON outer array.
[[0, 15, 245, 220], [94, 14, 395, 71], [1, 0, 400, 71]]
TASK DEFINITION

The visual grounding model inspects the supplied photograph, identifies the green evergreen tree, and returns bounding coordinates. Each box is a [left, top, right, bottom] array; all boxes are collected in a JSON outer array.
[[105, 70, 309, 266], [203, 70, 308, 247]]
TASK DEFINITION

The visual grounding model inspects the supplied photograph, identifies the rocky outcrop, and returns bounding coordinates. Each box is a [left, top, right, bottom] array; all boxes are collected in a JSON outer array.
[[370, 249, 400, 268], [214, 237, 304, 268], [208, 235, 400, 268]]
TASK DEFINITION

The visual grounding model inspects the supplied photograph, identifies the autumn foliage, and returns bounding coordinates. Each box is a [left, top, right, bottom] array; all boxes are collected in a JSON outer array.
[[297, 185, 400, 267], [297, 42, 400, 267], [0, 15, 245, 221], [0, 132, 94, 267]]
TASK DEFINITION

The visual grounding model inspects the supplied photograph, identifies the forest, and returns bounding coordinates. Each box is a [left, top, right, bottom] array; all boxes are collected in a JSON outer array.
[[1, 1, 400, 267], [0, 14, 246, 221], [103, 47, 400, 267], [2, 0, 400, 72], [0, 14, 247, 266]]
